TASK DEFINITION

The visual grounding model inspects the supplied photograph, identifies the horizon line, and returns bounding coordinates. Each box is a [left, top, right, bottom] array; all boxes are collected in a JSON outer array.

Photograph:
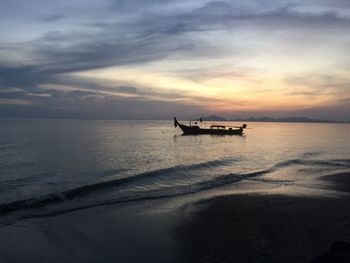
[[0, 116, 349, 124]]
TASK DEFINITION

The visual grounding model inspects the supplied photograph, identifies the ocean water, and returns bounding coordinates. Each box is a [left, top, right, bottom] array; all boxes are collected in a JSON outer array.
[[0, 119, 349, 222]]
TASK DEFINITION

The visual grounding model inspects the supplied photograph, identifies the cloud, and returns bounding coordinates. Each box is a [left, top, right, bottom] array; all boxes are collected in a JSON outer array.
[[40, 14, 66, 22], [0, 92, 206, 120], [0, 63, 224, 103], [5, 0, 349, 74], [285, 74, 350, 97], [1, 0, 350, 120], [0, 63, 230, 119]]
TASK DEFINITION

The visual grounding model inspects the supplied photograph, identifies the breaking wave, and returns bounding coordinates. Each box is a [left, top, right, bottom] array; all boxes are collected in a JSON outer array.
[[1, 157, 350, 224]]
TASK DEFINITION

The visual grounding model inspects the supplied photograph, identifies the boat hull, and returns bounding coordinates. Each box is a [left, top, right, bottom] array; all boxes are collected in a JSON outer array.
[[178, 123, 243, 135]]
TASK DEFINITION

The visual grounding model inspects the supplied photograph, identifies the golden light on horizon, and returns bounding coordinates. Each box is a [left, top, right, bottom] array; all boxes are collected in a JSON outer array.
[[73, 63, 338, 114]]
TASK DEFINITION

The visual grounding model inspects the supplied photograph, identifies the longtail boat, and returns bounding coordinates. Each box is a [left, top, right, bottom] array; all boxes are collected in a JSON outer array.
[[174, 117, 247, 135]]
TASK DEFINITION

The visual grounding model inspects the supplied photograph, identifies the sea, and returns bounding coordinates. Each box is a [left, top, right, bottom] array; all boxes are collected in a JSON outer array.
[[0, 119, 349, 223]]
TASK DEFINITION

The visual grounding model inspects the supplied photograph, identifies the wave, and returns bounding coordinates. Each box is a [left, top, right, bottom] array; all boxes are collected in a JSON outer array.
[[0, 158, 237, 217], [7, 169, 272, 221], [1, 157, 349, 223], [275, 159, 350, 169]]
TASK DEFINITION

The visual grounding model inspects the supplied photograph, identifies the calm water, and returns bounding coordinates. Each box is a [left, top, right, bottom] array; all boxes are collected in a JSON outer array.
[[0, 119, 349, 221]]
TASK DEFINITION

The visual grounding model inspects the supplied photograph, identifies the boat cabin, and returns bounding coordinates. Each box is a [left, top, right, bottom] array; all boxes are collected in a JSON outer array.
[[210, 125, 226, 130]]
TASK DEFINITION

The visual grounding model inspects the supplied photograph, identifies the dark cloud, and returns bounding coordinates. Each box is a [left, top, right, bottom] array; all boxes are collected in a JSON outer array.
[[0, 63, 227, 120], [0, 65, 50, 89], [134, 1, 350, 36], [1, 0, 350, 120], [0, 92, 205, 120], [0, 63, 223, 103], [5, 0, 349, 75]]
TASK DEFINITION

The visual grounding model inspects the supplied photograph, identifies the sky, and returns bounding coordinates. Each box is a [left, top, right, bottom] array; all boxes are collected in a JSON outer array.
[[0, 0, 349, 121]]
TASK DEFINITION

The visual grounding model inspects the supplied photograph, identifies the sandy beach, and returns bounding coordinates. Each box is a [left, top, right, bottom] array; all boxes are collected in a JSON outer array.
[[176, 172, 350, 263], [178, 195, 350, 262], [0, 171, 349, 263]]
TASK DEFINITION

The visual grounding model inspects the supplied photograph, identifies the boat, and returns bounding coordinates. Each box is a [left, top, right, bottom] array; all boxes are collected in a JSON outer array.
[[174, 117, 247, 135]]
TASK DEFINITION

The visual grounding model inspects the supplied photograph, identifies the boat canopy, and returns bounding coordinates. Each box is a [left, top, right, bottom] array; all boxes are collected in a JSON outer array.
[[210, 125, 226, 129]]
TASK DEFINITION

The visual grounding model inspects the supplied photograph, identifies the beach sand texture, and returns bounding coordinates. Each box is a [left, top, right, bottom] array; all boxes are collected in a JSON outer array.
[[1, 171, 350, 263]]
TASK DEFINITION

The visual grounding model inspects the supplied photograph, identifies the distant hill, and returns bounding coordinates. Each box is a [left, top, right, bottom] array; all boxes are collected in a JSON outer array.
[[230, 117, 337, 123], [200, 115, 340, 123]]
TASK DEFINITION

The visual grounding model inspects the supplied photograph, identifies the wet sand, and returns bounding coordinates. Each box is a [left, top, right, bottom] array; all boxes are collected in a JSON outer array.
[[0, 172, 349, 263], [177, 172, 350, 262], [178, 195, 350, 262]]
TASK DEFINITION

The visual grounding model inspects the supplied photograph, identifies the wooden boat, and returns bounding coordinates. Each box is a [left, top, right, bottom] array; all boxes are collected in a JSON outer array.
[[174, 117, 247, 135]]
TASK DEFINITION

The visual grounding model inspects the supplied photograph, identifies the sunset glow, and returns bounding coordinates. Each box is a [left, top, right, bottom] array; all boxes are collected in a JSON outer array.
[[1, 0, 349, 120]]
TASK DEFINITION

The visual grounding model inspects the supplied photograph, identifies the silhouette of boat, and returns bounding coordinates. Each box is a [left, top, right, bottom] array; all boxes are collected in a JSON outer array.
[[174, 117, 247, 135]]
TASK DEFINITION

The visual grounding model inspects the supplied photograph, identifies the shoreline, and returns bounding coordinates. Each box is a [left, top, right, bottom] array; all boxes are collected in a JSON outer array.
[[0, 172, 349, 262]]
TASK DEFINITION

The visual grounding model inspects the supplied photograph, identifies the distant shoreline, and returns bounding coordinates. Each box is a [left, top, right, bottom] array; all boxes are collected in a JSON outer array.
[[0, 116, 349, 124], [201, 115, 349, 124]]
